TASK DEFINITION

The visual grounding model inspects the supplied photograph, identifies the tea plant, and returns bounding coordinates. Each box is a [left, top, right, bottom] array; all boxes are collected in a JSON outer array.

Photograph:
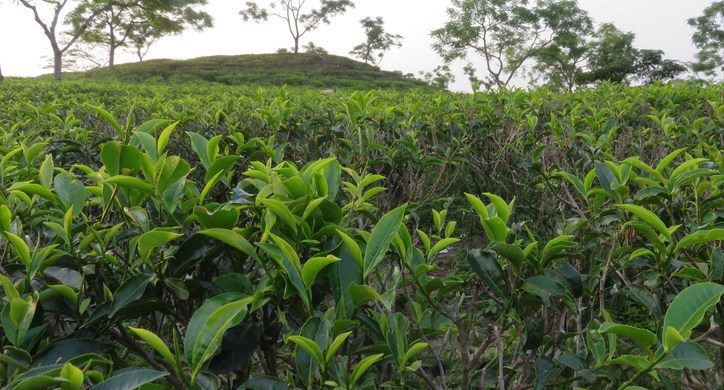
[[0, 80, 722, 389]]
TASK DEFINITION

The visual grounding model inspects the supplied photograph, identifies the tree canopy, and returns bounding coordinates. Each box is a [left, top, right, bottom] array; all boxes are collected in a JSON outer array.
[[688, 1, 723, 78], [240, 0, 354, 54], [349, 17, 402, 67]]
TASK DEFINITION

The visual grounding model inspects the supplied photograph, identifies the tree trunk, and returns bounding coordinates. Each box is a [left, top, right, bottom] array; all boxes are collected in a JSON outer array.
[[293, 37, 299, 54], [109, 24, 116, 68], [53, 51, 63, 81], [0, 64, 4, 84], [109, 45, 116, 68]]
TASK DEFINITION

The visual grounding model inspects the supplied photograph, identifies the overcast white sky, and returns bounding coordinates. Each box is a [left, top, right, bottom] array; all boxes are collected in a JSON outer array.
[[0, 0, 715, 91]]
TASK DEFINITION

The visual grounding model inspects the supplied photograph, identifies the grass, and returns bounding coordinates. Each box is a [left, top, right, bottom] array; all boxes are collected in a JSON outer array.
[[53, 53, 430, 90]]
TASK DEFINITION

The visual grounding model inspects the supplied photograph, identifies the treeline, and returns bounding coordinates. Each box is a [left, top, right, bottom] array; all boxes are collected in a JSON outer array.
[[2, 0, 722, 89]]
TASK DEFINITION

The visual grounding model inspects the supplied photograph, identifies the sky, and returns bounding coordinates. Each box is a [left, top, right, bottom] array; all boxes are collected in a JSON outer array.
[[0, 0, 715, 91]]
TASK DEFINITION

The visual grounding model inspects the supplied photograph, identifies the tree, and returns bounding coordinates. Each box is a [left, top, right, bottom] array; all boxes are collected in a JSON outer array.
[[634, 49, 686, 84], [349, 17, 402, 67], [432, 0, 572, 90], [0, 63, 4, 84], [16, 0, 110, 81], [418, 65, 456, 89], [239, 0, 354, 54], [68, 0, 212, 67], [56, 42, 107, 70], [578, 23, 638, 85], [532, 0, 593, 91], [303, 41, 328, 55], [127, 22, 162, 62], [688, 1, 723, 78]]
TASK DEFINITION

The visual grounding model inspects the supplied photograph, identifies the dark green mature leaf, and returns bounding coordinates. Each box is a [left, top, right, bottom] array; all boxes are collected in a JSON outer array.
[[330, 248, 362, 317], [33, 339, 113, 367], [91, 368, 168, 390], [109, 273, 156, 318], [491, 242, 523, 271], [170, 234, 223, 276], [467, 249, 507, 297], [656, 342, 713, 370], [545, 262, 582, 298], [238, 376, 289, 390], [363, 205, 406, 279], [208, 321, 262, 374], [534, 357, 554, 390], [294, 316, 328, 387], [623, 286, 661, 319], [54, 172, 86, 216], [595, 161, 619, 195], [521, 275, 567, 306], [663, 282, 724, 339], [43, 267, 82, 290]]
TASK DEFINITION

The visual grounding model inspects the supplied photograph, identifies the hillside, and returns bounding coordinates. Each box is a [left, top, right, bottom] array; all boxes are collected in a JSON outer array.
[[58, 53, 430, 89]]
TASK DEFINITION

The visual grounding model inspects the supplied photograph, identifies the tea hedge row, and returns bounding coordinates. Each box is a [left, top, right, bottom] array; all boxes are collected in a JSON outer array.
[[0, 81, 722, 389]]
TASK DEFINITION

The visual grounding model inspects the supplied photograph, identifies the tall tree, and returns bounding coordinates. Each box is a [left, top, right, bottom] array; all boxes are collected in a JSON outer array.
[[68, 0, 212, 67], [577, 23, 638, 85], [634, 49, 687, 84], [349, 17, 402, 67], [16, 0, 109, 81], [127, 22, 161, 62], [532, 0, 593, 91], [687, 1, 723, 79], [432, 0, 573, 90], [239, 0, 354, 54], [418, 65, 456, 89]]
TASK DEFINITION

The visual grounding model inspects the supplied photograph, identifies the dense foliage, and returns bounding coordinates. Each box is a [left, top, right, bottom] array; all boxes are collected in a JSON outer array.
[[0, 80, 722, 389]]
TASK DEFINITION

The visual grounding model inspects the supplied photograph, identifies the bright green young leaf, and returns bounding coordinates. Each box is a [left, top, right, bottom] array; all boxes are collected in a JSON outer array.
[[606, 355, 650, 372], [617, 204, 671, 241], [128, 327, 178, 368], [335, 229, 363, 269], [301, 256, 340, 288], [663, 326, 685, 352], [60, 362, 83, 390], [39, 154, 54, 190], [675, 229, 724, 252], [350, 354, 384, 387], [104, 176, 154, 195], [403, 342, 428, 366], [137, 229, 183, 261], [325, 331, 352, 363], [349, 283, 383, 307], [483, 192, 511, 223], [199, 228, 258, 260], [288, 335, 325, 367], [5, 232, 31, 267], [598, 322, 657, 351], [363, 204, 406, 279], [184, 293, 252, 381]]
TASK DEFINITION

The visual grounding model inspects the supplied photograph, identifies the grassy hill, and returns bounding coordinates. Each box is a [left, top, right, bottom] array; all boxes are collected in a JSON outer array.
[[58, 53, 430, 90]]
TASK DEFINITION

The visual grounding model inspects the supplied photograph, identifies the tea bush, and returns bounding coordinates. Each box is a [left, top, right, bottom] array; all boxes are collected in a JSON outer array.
[[0, 80, 722, 389]]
